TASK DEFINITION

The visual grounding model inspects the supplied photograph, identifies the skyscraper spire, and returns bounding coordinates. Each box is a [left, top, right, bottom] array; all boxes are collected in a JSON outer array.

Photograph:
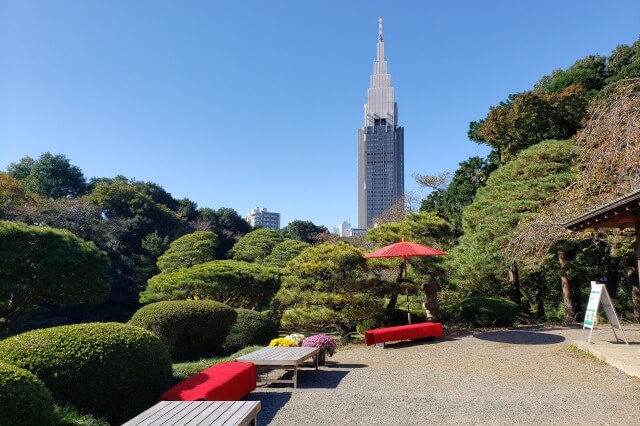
[[378, 16, 383, 41]]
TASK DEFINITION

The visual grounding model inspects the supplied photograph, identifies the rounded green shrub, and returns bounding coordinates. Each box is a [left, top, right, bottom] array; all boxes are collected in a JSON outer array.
[[0, 323, 172, 425], [0, 361, 55, 426], [456, 297, 519, 327], [130, 300, 237, 361], [223, 309, 278, 354]]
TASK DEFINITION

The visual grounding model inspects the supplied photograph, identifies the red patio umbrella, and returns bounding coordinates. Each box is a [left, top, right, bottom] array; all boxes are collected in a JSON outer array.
[[364, 238, 447, 324]]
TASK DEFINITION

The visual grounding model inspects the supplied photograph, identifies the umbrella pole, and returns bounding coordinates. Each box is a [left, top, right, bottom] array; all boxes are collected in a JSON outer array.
[[405, 258, 411, 325]]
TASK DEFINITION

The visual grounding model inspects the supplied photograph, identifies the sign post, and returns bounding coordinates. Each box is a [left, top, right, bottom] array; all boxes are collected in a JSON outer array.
[[581, 281, 628, 345]]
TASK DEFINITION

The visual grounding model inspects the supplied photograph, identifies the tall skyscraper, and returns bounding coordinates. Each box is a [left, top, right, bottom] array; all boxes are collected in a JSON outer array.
[[358, 16, 404, 229]]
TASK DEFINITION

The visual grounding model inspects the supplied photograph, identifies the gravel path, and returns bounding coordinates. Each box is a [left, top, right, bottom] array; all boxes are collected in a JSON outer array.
[[246, 327, 640, 425]]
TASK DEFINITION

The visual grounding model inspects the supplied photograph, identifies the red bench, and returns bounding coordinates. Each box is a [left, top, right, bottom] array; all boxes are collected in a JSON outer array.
[[160, 361, 256, 401], [364, 322, 443, 346]]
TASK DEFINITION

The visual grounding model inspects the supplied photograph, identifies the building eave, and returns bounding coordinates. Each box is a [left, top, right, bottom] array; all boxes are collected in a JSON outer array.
[[563, 188, 640, 231]]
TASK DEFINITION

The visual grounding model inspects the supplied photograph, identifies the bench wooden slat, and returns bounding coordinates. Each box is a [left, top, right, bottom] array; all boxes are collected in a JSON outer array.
[[172, 401, 225, 426], [123, 401, 260, 426]]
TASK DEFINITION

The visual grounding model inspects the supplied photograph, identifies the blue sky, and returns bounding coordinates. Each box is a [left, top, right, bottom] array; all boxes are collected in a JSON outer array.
[[1, 1, 639, 230]]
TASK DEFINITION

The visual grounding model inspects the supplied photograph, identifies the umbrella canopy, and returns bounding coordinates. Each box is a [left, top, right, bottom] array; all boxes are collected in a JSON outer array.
[[364, 239, 447, 260], [364, 238, 447, 325]]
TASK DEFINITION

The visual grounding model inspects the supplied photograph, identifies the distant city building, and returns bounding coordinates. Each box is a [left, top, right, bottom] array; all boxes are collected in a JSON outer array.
[[245, 207, 280, 230], [336, 221, 366, 237], [337, 221, 352, 237], [358, 17, 404, 229], [351, 228, 367, 237]]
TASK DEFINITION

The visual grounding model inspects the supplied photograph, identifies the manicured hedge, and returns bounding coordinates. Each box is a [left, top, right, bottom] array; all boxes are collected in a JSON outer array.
[[0, 361, 55, 426], [223, 309, 278, 354], [456, 297, 519, 327], [130, 300, 237, 361], [0, 323, 172, 425]]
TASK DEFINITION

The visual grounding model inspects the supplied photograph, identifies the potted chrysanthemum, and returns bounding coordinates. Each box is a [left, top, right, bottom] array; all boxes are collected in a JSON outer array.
[[284, 333, 305, 345], [301, 334, 337, 366]]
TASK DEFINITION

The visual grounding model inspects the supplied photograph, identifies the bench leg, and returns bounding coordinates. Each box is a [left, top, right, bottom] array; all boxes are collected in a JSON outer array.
[[293, 365, 298, 388]]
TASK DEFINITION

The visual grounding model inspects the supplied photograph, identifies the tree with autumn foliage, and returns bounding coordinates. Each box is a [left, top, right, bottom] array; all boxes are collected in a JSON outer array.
[[510, 79, 640, 321]]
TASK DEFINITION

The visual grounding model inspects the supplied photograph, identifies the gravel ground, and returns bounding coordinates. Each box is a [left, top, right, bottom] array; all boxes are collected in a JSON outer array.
[[246, 327, 640, 425]]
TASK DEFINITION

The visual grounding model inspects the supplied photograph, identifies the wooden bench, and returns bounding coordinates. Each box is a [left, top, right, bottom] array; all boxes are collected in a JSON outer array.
[[364, 322, 443, 346], [161, 361, 256, 401], [123, 401, 261, 426], [235, 346, 320, 389]]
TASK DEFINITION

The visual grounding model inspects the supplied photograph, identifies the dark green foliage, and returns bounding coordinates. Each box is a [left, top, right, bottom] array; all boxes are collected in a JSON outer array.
[[0, 361, 55, 426], [0, 220, 110, 331], [420, 156, 497, 232], [0, 323, 172, 425], [535, 55, 607, 96], [447, 140, 576, 296], [53, 405, 110, 426], [456, 297, 519, 327], [157, 231, 218, 273], [468, 86, 586, 162], [230, 228, 284, 263], [280, 220, 328, 244], [6, 156, 35, 180], [89, 178, 188, 301], [12, 153, 87, 199], [141, 260, 281, 309], [129, 300, 237, 361], [198, 207, 253, 259], [276, 242, 380, 337], [222, 309, 278, 354], [262, 239, 311, 267]]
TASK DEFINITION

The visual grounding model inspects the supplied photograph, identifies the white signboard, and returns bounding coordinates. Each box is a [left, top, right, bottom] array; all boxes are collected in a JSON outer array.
[[581, 282, 628, 345]]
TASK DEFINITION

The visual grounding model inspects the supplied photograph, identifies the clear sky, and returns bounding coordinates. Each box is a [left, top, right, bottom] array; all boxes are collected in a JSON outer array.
[[1, 1, 639, 230]]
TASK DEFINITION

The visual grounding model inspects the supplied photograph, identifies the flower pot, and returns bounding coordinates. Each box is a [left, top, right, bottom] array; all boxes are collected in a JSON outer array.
[[316, 351, 326, 366]]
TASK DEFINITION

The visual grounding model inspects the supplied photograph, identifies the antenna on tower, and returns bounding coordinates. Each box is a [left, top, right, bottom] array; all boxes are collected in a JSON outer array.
[[378, 16, 383, 41]]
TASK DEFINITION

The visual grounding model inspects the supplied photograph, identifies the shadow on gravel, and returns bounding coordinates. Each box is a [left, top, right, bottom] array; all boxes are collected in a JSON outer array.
[[327, 362, 367, 368], [474, 330, 565, 345], [257, 367, 353, 389], [245, 391, 291, 425], [382, 337, 443, 349]]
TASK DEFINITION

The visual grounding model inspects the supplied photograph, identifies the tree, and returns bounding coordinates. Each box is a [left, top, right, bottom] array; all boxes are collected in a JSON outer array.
[[534, 55, 607, 96], [229, 228, 284, 263], [138, 231, 170, 280], [6, 156, 35, 180], [89, 179, 187, 299], [19, 153, 87, 198], [0, 220, 110, 331], [469, 86, 587, 163], [605, 39, 640, 84], [509, 79, 640, 321], [419, 157, 496, 232], [141, 260, 280, 310], [280, 220, 328, 244], [366, 211, 453, 319], [262, 239, 311, 268], [448, 140, 576, 307], [274, 242, 379, 337], [0, 173, 34, 219], [156, 231, 218, 274], [197, 207, 252, 258]]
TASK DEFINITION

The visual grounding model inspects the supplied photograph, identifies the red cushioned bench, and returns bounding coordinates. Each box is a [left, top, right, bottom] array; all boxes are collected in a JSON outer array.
[[364, 322, 443, 346], [160, 361, 256, 401]]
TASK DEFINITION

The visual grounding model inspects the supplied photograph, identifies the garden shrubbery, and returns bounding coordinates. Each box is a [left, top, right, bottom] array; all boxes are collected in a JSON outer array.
[[222, 309, 278, 354], [456, 297, 519, 327], [129, 300, 237, 361], [0, 361, 55, 426], [0, 323, 171, 425]]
